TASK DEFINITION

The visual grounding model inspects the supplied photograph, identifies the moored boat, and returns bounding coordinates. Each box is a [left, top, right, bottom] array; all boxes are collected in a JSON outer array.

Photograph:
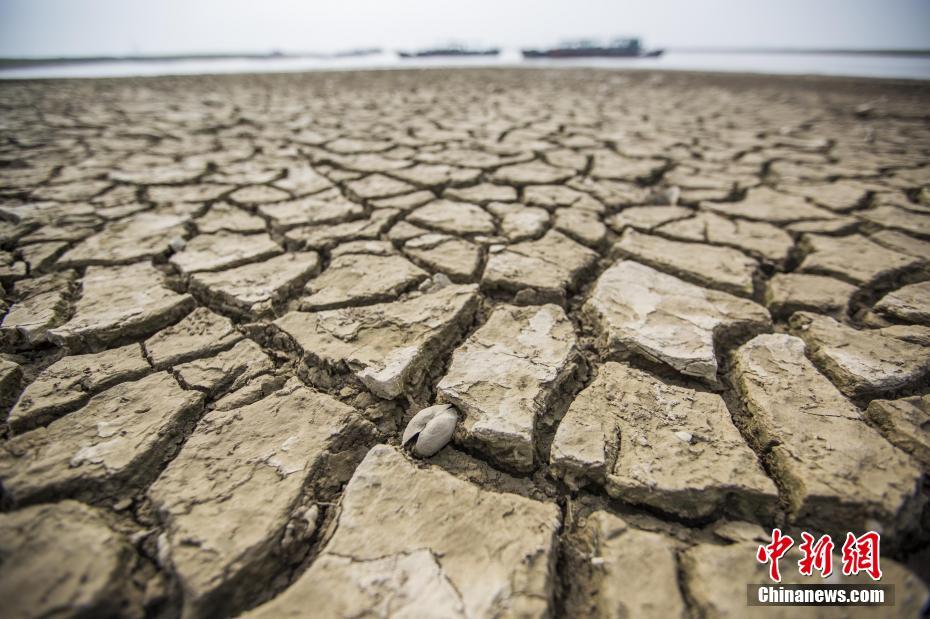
[[399, 47, 500, 59], [522, 38, 663, 59]]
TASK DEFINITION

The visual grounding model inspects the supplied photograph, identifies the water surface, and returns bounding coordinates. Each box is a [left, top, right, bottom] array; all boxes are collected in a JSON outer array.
[[2, 50, 928, 80]]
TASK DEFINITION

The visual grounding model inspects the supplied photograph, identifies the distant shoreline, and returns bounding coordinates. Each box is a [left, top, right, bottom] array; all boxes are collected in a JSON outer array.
[[2, 47, 930, 69], [0, 51, 379, 69], [3, 50, 929, 82], [666, 47, 930, 56]]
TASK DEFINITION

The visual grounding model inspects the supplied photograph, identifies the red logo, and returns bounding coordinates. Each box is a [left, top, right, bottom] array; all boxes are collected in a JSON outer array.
[[756, 528, 794, 583], [798, 532, 834, 577], [756, 530, 882, 582], [841, 532, 882, 581]]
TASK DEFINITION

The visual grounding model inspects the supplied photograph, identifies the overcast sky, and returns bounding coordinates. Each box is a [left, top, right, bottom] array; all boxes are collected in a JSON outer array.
[[2, 0, 929, 57]]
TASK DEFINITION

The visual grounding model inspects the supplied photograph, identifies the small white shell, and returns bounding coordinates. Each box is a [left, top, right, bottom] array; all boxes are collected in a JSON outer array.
[[402, 404, 447, 445], [402, 404, 458, 458]]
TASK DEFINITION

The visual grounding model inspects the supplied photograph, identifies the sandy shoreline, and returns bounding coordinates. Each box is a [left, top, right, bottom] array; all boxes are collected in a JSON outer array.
[[2, 67, 929, 124]]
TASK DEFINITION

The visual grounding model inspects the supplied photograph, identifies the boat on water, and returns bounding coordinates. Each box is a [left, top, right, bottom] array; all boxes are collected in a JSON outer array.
[[522, 38, 663, 59], [399, 47, 500, 59], [329, 48, 383, 59]]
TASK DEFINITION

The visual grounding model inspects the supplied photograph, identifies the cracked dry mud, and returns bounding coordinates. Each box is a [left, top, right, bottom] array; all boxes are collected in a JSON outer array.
[[0, 68, 929, 618]]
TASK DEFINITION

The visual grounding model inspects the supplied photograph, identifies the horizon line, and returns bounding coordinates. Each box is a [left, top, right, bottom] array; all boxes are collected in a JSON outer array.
[[2, 45, 930, 65]]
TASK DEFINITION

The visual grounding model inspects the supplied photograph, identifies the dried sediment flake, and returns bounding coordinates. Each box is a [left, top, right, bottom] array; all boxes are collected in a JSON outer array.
[[258, 190, 364, 230], [242, 445, 560, 619], [584, 260, 770, 385], [58, 211, 188, 266], [437, 304, 580, 472], [170, 232, 282, 274], [657, 210, 794, 265], [0, 358, 22, 413], [173, 338, 274, 396], [788, 311, 930, 397], [482, 230, 597, 304], [147, 183, 231, 205], [866, 395, 930, 468], [869, 229, 930, 259], [403, 233, 482, 282], [702, 186, 837, 223], [330, 240, 394, 257], [0, 501, 142, 619], [798, 233, 922, 288], [0, 270, 76, 346], [407, 199, 496, 235], [391, 163, 481, 187], [551, 362, 776, 519], [606, 205, 692, 233], [730, 334, 923, 540], [189, 251, 320, 316], [525, 183, 602, 210], [874, 281, 930, 325], [0, 372, 203, 506], [228, 184, 291, 205], [763, 272, 856, 319], [492, 160, 575, 185], [589, 151, 665, 182], [682, 542, 928, 618], [195, 202, 266, 234], [569, 511, 686, 619], [487, 201, 549, 241], [48, 262, 195, 351], [346, 173, 416, 199], [148, 382, 376, 619], [8, 343, 149, 433], [859, 205, 930, 239], [266, 551, 466, 617], [275, 164, 333, 195], [781, 180, 871, 212], [0, 251, 26, 284], [143, 306, 240, 369], [301, 252, 427, 310], [553, 208, 607, 248], [274, 285, 479, 399], [19, 240, 68, 273], [877, 323, 930, 347], [444, 182, 517, 203], [613, 228, 759, 297], [284, 209, 398, 250]]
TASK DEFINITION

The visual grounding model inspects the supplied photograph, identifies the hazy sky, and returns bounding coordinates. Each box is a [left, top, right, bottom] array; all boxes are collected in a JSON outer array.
[[2, 0, 929, 57]]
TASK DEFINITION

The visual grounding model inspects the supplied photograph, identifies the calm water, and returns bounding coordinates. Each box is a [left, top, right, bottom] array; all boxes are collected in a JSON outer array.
[[2, 50, 929, 81]]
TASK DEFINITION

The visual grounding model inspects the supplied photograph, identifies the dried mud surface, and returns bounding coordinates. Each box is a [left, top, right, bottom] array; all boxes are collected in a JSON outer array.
[[1, 68, 929, 618]]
